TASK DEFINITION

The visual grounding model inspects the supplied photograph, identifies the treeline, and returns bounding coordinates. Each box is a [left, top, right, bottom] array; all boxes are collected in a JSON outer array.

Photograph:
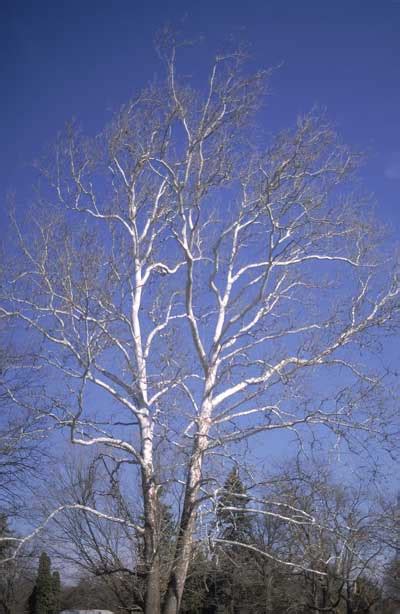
[[183, 468, 400, 613], [1, 465, 400, 614]]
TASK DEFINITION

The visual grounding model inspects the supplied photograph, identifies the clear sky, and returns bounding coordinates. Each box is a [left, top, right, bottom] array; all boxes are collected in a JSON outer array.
[[1, 0, 400, 232]]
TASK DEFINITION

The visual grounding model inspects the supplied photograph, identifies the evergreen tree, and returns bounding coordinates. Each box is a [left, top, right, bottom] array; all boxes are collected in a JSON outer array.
[[28, 552, 58, 614], [50, 571, 61, 614], [214, 469, 255, 613], [28, 587, 37, 614], [217, 467, 251, 541]]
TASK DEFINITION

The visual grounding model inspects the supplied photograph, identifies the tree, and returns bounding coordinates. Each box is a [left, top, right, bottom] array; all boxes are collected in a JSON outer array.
[[1, 32, 399, 614], [385, 556, 400, 602], [0, 517, 19, 614], [28, 553, 59, 614], [45, 454, 147, 612], [0, 339, 45, 518], [58, 574, 122, 614], [0, 515, 36, 614], [211, 469, 253, 613], [249, 462, 386, 614], [49, 572, 60, 614], [216, 468, 251, 541]]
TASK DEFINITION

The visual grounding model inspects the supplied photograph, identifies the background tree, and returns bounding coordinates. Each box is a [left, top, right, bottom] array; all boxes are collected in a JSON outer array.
[[385, 556, 400, 602], [0, 338, 45, 520], [1, 32, 400, 614], [45, 455, 145, 613], [28, 553, 59, 614], [58, 574, 122, 614], [252, 462, 386, 613], [0, 327, 48, 614], [216, 468, 251, 542], [212, 469, 254, 613], [49, 572, 60, 614], [0, 515, 36, 614]]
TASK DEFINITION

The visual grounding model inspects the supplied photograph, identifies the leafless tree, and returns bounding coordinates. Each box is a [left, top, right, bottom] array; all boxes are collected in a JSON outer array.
[[0, 556, 34, 614], [255, 464, 384, 613], [0, 515, 36, 614], [0, 329, 47, 519], [45, 453, 146, 611], [1, 34, 399, 613]]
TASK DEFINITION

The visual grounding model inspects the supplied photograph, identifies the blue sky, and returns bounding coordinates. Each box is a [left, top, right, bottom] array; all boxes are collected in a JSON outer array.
[[1, 0, 400, 232]]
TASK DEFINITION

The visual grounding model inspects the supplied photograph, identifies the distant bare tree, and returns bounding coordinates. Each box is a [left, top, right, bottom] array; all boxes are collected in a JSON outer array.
[[0, 515, 35, 614], [256, 464, 384, 613], [45, 454, 146, 612], [0, 332, 46, 518], [1, 33, 399, 613]]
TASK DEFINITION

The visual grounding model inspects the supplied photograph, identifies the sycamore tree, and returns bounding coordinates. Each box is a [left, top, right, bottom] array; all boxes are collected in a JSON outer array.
[[1, 33, 399, 614]]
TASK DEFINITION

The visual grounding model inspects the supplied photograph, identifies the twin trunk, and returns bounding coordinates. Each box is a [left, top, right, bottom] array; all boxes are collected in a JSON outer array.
[[143, 427, 210, 613]]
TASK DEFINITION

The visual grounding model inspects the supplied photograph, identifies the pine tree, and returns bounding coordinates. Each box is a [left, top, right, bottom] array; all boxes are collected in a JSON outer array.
[[50, 571, 61, 614], [217, 467, 251, 541], [28, 552, 58, 614], [215, 469, 255, 613], [27, 586, 37, 614]]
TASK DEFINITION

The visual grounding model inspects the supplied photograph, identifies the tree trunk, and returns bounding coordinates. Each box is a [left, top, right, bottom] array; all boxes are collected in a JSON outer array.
[[144, 556, 161, 614], [142, 473, 161, 614], [161, 454, 202, 613], [162, 398, 213, 614], [141, 419, 161, 614]]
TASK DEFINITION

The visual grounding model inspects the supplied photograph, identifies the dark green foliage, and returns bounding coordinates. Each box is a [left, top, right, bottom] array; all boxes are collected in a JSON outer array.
[[27, 586, 38, 614], [216, 468, 251, 541], [212, 469, 256, 612], [28, 553, 60, 614], [49, 571, 61, 614]]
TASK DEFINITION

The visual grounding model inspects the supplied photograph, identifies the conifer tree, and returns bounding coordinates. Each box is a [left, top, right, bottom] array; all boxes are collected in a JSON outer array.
[[215, 469, 254, 612], [28, 587, 37, 614], [50, 571, 61, 614], [217, 468, 251, 541], [28, 552, 57, 614]]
